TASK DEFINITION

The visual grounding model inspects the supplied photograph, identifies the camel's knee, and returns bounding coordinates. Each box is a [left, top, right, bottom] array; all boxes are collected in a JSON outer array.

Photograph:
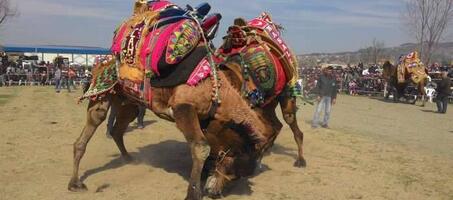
[[73, 141, 87, 155], [192, 141, 211, 161], [87, 107, 108, 125], [283, 113, 296, 125]]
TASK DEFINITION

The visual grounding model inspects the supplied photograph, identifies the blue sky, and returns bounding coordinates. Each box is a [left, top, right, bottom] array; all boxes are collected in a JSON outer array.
[[0, 0, 410, 54]]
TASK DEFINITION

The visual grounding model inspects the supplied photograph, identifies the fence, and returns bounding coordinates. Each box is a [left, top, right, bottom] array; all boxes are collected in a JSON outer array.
[[0, 73, 86, 86]]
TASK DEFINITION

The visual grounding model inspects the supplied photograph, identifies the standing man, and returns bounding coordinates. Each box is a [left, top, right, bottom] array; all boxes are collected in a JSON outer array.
[[82, 69, 92, 93], [61, 67, 71, 92], [0, 53, 6, 87], [312, 66, 338, 128], [435, 67, 451, 114], [68, 66, 77, 90], [54, 67, 62, 93]]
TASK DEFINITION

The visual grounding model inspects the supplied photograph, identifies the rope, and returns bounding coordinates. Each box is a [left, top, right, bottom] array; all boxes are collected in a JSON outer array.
[[214, 149, 233, 181], [215, 168, 232, 181], [217, 149, 230, 163], [188, 12, 221, 104]]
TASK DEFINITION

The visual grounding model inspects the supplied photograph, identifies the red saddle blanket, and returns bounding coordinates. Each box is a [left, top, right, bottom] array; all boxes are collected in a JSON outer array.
[[109, 2, 210, 108], [216, 13, 298, 102], [248, 13, 297, 74], [81, 1, 217, 108]]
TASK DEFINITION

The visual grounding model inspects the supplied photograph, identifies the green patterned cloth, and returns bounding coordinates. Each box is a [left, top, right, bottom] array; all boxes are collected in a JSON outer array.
[[80, 60, 118, 100], [287, 85, 302, 97]]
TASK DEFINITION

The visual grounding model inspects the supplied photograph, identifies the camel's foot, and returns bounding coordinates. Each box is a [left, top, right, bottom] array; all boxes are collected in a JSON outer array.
[[254, 160, 264, 174], [68, 178, 88, 192], [185, 184, 203, 200], [205, 176, 223, 199], [294, 158, 307, 168]]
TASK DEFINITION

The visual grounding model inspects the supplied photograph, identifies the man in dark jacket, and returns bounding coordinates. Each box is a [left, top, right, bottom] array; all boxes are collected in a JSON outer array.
[[448, 65, 453, 78], [312, 66, 338, 128], [436, 69, 451, 114]]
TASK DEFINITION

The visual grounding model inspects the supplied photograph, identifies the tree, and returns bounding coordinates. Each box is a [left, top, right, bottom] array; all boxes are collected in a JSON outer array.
[[359, 39, 385, 64], [371, 38, 385, 64], [0, 0, 16, 26], [403, 0, 453, 65]]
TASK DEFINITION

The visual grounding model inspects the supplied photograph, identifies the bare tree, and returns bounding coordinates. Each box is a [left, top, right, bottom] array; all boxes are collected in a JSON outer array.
[[404, 0, 453, 65], [371, 38, 385, 64], [359, 39, 385, 64], [0, 0, 16, 26]]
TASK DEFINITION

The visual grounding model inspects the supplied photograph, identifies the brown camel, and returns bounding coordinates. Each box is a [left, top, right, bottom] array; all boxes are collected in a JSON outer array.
[[201, 16, 307, 196], [382, 56, 428, 106], [203, 62, 306, 197], [68, 70, 276, 200], [219, 16, 305, 166], [68, 2, 276, 199]]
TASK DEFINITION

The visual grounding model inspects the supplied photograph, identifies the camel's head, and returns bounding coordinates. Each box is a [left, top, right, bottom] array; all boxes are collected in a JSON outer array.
[[203, 121, 262, 198]]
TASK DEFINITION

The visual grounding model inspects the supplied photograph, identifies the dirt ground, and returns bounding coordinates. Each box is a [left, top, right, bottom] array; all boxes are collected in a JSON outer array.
[[0, 86, 452, 200]]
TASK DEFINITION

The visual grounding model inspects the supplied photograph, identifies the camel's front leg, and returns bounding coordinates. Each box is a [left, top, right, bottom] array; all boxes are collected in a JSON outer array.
[[173, 104, 210, 200], [68, 97, 110, 192], [280, 96, 307, 168]]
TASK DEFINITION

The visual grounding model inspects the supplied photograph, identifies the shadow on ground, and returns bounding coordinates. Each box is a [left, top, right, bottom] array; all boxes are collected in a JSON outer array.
[[271, 144, 298, 160], [124, 120, 158, 133], [420, 109, 438, 113], [80, 140, 255, 197]]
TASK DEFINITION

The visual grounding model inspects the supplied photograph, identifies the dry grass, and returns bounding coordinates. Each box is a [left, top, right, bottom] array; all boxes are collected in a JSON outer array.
[[0, 87, 452, 200]]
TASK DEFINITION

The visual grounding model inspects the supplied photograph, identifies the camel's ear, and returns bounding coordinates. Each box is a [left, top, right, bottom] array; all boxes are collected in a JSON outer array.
[[234, 18, 247, 27]]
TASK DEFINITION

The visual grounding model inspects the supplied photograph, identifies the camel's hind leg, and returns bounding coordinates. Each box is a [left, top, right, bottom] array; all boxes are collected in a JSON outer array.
[[68, 97, 110, 192], [418, 81, 427, 107], [259, 101, 283, 154], [173, 104, 210, 200], [110, 100, 139, 162], [280, 96, 306, 168]]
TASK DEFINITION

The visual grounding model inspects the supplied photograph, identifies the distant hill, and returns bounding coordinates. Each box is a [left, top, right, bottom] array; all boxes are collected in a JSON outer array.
[[299, 42, 453, 67]]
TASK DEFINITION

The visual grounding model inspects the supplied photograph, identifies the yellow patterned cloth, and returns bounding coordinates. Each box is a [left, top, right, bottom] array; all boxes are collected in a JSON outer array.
[[399, 51, 428, 84]]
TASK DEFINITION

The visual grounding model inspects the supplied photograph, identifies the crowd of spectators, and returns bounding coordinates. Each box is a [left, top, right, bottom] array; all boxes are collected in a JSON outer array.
[[300, 63, 385, 97], [300, 63, 453, 98], [0, 53, 91, 88]]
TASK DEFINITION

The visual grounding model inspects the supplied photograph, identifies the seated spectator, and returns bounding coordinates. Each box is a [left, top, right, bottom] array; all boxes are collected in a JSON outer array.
[[348, 80, 358, 96], [362, 69, 370, 76]]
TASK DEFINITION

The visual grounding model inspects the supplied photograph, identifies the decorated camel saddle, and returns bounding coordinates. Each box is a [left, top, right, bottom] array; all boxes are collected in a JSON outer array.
[[80, 55, 117, 100], [397, 51, 428, 84], [81, 0, 222, 108], [216, 12, 300, 107]]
